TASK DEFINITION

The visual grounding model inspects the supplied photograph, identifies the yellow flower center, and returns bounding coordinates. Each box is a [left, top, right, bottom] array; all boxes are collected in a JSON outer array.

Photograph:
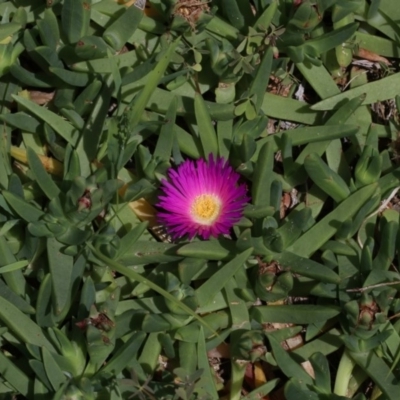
[[191, 194, 222, 225]]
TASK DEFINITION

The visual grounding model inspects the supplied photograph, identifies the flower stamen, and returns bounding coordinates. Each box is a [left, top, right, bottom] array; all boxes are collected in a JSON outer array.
[[191, 194, 221, 225]]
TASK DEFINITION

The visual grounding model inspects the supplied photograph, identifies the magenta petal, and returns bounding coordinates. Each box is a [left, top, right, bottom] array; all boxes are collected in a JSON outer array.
[[156, 155, 249, 240]]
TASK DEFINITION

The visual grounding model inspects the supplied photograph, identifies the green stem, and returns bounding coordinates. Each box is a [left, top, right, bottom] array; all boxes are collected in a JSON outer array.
[[230, 359, 247, 400], [333, 349, 356, 396]]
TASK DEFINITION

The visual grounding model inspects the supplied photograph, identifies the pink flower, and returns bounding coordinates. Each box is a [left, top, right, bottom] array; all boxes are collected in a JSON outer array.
[[157, 155, 249, 240]]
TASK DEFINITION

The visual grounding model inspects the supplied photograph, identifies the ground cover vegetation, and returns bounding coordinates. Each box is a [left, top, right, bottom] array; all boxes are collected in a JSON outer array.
[[0, 0, 400, 399]]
